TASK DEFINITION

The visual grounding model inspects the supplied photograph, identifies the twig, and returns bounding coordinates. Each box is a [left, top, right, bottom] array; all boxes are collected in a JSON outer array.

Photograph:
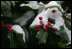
[[62, 7, 69, 17]]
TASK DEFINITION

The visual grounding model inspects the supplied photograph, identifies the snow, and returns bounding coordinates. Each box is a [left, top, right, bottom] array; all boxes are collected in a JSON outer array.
[[45, 1, 60, 7], [30, 10, 48, 27], [45, 1, 64, 12], [1, 14, 3, 17], [20, 1, 45, 14], [20, 1, 39, 9], [12, 25, 24, 34], [65, 13, 71, 18], [39, 2, 44, 5], [38, 2, 45, 14], [30, 1, 64, 29], [12, 25, 26, 42], [45, 1, 60, 8], [20, 1, 71, 42], [30, 1, 71, 42], [56, 1, 64, 5]]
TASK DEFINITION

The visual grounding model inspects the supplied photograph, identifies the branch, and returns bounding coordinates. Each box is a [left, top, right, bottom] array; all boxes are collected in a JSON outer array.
[[62, 7, 69, 18]]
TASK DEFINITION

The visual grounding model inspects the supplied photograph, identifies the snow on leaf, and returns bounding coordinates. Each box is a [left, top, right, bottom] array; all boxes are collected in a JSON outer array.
[[12, 25, 26, 42], [20, 1, 40, 9]]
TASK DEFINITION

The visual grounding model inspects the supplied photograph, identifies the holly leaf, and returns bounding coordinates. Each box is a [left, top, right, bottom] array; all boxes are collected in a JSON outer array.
[[2, 10, 12, 17], [1, 1, 11, 9], [55, 26, 69, 42], [58, 42, 68, 48], [63, 16, 71, 30], [1, 1, 12, 17], [64, 19, 71, 30], [36, 30, 48, 44], [10, 32, 27, 48], [10, 1, 16, 6]]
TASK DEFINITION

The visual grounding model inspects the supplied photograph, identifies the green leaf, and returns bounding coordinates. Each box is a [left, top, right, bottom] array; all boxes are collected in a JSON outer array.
[[58, 42, 68, 48], [10, 1, 16, 6], [1, 1, 12, 17], [63, 16, 71, 30], [64, 19, 71, 30], [66, 18, 71, 22], [55, 26, 69, 42], [2, 10, 12, 17], [1, 1, 11, 9], [10, 32, 26, 48], [36, 30, 48, 44]]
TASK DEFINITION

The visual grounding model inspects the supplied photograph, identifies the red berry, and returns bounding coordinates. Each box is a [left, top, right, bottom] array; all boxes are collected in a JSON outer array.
[[40, 20, 43, 26], [38, 27, 42, 31], [1, 21, 5, 28], [48, 22, 52, 26], [8, 24, 12, 28], [36, 25, 40, 28], [9, 28, 13, 32], [1, 21, 5, 25], [53, 27, 56, 30], [45, 1, 51, 4], [45, 24, 48, 28], [2, 24, 5, 28], [44, 27, 47, 30], [39, 17, 42, 20], [40, 20, 42, 24], [52, 10, 56, 13]]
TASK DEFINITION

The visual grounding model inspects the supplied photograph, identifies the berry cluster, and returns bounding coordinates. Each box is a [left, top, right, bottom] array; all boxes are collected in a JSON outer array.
[[35, 16, 56, 31], [1, 21, 5, 28], [8, 24, 13, 32], [1, 21, 13, 32]]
